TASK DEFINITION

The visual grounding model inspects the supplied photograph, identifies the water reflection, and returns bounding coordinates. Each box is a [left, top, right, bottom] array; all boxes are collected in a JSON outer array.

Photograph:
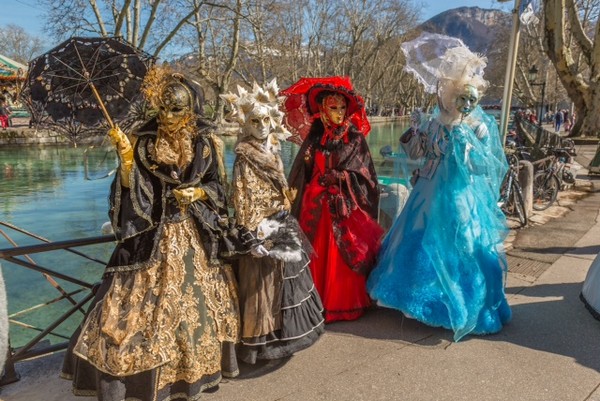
[[0, 121, 409, 347]]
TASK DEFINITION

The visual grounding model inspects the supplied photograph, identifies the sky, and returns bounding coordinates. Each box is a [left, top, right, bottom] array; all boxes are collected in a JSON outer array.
[[1, 0, 515, 43], [1, 0, 45, 36], [422, 0, 513, 20]]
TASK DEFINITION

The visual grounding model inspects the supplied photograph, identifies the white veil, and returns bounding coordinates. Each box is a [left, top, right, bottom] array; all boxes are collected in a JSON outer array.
[[401, 32, 488, 94]]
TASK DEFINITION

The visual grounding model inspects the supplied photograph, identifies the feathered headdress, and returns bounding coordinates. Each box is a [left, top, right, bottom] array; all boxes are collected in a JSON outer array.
[[401, 32, 488, 95], [220, 79, 291, 141]]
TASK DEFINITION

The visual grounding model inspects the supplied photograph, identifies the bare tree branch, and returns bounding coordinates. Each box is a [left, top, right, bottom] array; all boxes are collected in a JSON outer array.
[[89, 0, 108, 36]]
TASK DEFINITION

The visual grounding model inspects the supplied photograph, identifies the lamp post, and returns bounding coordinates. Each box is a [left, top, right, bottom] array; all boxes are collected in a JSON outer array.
[[498, 0, 522, 146], [527, 64, 546, 128]]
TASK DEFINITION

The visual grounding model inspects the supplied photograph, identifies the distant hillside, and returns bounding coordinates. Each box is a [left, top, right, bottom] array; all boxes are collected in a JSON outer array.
[[419, 6, 512, 54], [417, 6, 514, 102]]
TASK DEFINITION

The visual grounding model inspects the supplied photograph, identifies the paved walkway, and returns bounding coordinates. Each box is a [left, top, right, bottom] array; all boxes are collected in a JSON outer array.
[[2, 157, 599, 401]]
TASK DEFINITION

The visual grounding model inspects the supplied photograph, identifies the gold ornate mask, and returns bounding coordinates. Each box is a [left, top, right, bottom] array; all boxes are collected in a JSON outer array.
[[319, 94, 347, 126], [157, 81, 194, 133]]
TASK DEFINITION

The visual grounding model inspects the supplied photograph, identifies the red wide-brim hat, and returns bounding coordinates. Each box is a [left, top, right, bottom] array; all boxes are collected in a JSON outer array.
[[280, 76, 370, 144]]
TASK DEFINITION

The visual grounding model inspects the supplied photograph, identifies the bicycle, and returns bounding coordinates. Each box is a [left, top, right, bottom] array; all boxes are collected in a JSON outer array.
[[531, 145, 576, 211], [498, 152, 528, 227], [505, 142, 533, 163]]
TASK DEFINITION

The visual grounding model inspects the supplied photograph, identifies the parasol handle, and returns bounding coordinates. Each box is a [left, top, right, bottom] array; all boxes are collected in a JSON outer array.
[[89, 81, 115, 129], [84, 71, 115, 129]]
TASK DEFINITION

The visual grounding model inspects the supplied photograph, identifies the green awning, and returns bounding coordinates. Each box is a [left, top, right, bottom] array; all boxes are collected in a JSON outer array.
[[0, 54, 27, 70], [0, 54, 27, 78]]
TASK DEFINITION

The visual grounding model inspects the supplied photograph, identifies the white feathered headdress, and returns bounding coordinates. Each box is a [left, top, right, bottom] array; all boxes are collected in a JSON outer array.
[[401, 32, 488, 95], [220, 79, 291, 141]]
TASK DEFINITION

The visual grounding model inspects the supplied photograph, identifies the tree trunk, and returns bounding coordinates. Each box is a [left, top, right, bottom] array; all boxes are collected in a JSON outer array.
[[571, 95, 600, 138], [543, 0, 600, 138], [215, 0, 242, 123]]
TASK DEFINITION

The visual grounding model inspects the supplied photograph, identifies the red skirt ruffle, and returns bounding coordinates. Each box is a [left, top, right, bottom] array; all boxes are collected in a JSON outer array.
[[299, 181, 374, 323]]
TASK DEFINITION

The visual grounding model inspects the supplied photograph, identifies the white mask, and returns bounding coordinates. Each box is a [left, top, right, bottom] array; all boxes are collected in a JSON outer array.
[[244, 104, 272, 140]]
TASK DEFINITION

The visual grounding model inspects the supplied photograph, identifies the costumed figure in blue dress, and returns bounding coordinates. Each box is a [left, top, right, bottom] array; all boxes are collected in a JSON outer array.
[[367, 33, 511, 341]]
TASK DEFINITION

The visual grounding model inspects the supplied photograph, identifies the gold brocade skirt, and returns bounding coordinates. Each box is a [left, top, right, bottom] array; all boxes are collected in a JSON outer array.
[[73, 218, 240, 390]]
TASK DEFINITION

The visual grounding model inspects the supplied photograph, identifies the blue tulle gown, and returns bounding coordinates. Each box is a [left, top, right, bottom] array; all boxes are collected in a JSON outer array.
[[367, 106, 511, 341]]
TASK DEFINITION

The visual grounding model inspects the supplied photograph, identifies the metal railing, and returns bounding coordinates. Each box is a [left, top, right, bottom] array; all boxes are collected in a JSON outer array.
[[0, 221, 114, 386], [515, 114, 571, 151]]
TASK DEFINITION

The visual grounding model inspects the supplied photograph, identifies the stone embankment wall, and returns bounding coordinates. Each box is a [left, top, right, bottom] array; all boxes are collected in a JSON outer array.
[[0, 116, 406, 146], [0, 127, 73, 146], [370, 116, 407, 124]]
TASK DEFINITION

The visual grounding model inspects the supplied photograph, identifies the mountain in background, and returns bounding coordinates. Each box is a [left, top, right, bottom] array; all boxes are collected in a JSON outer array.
[[419, 6, 512, 54], [418, 6, 514, 102]]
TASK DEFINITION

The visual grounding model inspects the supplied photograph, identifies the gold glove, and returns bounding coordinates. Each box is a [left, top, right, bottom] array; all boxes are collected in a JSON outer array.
[[284, 187, 297, 203], [173, 187, 207, 211], [282, 187, 297, 212], [107, 126, 133, 187]]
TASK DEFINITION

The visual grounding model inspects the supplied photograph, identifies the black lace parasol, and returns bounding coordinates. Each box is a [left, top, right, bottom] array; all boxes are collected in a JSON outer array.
[[23, 36, 154, 145]]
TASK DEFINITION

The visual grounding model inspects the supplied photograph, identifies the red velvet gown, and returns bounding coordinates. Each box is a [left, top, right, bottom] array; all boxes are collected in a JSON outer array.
[[289, 121, 383, 323]]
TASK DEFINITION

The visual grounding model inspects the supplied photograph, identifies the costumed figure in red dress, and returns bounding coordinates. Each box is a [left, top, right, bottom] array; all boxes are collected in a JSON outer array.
[[282, 77, 383, 323]]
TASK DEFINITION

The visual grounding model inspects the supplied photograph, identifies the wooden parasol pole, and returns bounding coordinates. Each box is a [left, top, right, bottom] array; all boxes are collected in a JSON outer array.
[[83, 70, 115, 129]]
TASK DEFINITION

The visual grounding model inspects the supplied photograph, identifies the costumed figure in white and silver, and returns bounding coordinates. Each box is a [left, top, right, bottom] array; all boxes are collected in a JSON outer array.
[[581, 252, 600, 321], [221, 80, 324, 364], [0, 263, 8, 373], [367, 33, 511, 341], [61, 66, 241, 400]]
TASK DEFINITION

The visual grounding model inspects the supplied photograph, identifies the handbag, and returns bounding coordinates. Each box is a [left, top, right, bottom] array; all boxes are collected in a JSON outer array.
[[329, 174, 350, 219], [332, 170, 384, 275]]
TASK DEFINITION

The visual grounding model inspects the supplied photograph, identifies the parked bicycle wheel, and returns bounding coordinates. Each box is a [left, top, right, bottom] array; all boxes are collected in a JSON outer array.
[[509, 179, 528, 226], [532, 171, 559, 210], [562, 169, 576, 185]]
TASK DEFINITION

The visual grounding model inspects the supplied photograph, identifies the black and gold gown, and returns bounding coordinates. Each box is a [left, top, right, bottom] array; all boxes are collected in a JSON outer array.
[[232, 137, 325, 364], [61, 121, 240, 401]]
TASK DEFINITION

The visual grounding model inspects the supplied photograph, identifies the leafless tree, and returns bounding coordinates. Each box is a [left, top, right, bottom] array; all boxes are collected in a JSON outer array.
[[32, 0, 430, 120], [176, 0, 245, 120], [39, 0, 210, 58], [230, 0, 422, 114], [0, 25, 45, 63]]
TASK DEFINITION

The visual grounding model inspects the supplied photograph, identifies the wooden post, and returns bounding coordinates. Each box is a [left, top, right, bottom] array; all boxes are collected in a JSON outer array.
[[518, 160, 534, 215]]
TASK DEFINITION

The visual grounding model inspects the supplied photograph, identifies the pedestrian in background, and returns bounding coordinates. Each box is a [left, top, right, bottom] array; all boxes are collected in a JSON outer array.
[[563, 110, 572, 133], [554, 109, 564, 132], [0, 99, 11, 129]]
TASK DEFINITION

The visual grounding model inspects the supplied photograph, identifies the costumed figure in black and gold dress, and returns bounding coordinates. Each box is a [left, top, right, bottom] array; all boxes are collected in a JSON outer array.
[[220, 80, 324, 364], [61, 66, 240, 400]]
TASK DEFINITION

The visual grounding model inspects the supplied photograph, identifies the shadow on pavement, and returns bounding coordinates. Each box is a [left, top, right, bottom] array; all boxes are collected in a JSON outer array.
[[324, 281, 600, 373], [325, 307, 453, 346], [520, 244, 600, 256], [489, 281, 600, 372], [235, 356, 293, 380]]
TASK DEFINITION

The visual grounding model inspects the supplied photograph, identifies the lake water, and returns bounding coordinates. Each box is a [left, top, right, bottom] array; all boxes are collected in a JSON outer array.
[[0, 121, 409, 347]]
